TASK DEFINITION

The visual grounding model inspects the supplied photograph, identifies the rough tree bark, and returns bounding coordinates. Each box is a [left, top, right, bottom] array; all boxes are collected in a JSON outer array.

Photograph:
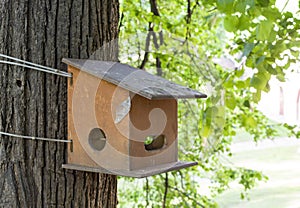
[[0, 0, 118, 207]]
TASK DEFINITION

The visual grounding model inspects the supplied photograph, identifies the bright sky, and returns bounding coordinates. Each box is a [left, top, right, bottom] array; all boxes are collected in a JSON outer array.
[[258, 1, 300, 124], [276, 0, 299, 13]]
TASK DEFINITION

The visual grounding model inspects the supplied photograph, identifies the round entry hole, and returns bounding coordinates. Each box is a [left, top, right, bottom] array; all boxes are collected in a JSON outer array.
[[88, 128, 106, 151], [144, 135, 166, 151]]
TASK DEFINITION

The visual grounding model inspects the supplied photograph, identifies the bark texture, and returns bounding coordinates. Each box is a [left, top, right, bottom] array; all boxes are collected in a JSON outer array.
[[0, 0, 118, 207]]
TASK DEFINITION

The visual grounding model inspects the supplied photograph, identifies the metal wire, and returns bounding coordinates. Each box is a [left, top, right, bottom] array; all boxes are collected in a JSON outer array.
[[0, 60, 71, 77], [0, 54, 72, 144], [0, 54, 72, 143], [0, 131, 72, 143], [0, 54, 72, 78]]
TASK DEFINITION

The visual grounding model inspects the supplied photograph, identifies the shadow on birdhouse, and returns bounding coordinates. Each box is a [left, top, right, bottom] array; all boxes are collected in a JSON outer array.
[[62, 58, 207, 178]]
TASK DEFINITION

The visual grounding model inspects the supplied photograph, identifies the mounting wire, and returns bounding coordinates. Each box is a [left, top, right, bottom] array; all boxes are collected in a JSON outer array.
[[0, 131, 72, 144], [0, 54, 72, 144], [0, 53, 72, 78]]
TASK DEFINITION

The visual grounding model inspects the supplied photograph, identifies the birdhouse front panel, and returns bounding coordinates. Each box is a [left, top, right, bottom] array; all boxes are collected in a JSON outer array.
[[68, 65, 132, 171]]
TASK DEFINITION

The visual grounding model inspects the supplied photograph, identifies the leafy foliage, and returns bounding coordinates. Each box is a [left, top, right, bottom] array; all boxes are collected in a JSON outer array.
[[118, 0, 300, 207]]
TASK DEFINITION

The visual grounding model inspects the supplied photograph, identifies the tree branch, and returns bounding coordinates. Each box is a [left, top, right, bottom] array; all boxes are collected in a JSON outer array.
[[156, 57, 162, 76], [162, 173, 169, 208], [150, 0, 164, 76], [139, 0, 164, 75], [150, 0, 160, 16], [139, 23, 153, 69], [145, 177, 150, 207], [168, 186, 205, 208], [118, 12, 124, 32]]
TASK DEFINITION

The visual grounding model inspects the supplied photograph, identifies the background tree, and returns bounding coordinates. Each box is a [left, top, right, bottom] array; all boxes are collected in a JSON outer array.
[[0, 1, 118, 207], [118, 0, 300, 207]]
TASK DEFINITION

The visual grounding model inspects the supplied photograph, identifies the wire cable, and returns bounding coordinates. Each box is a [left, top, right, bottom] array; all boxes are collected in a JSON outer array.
[[0, 54, 73, 144], [0, 131, 72, 144], [0, 53, 72, 78]]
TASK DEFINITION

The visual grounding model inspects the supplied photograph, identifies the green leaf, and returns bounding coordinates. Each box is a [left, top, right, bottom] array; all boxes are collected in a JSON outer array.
[[250, 70, 270, 89], [234, 0, 255, 13], [217, 0, 235, 14], [223, 79, 234, 88], [242, 43, 255, 57], [253, 90, 262, 103], [224, 15, 239, 32], [266, 64, 277, 75], [236, 80, 245, 88], [256, 20, 273, 41], [257, 0, 270, 7], [243, 115, 257, 128], [250, 76, 265, 90], [263, 82, 270, 92], [235, 68, 245, 77], [249, 6, 262, 17], [256, 55, 266, 65], [250, 71, 271, 90], [262, 8, 281, 21], [290, 49, 300, 58], [205, 106, 218, 123], [245, 57, 254, 67], [211, 95, 221, 104], [200, 124, 211, 138], [272, 42, 287, 56], [225, 93, 237, 110], [215, 106, 226, 127], [268, 29, 277, 42], [276, 73, 286, 82], [288, 41, 300, 48], [243, 100, 251, 108], [238, 15, 251, 30]]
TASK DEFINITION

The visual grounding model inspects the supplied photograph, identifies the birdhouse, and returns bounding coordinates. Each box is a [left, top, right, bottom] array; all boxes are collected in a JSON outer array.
[[62, 58, 207, 178]]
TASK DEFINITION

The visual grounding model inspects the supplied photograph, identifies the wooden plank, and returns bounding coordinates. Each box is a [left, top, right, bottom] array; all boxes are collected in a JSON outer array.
[[129, 94, 178, 170], [62, 58, 207, 100], [67, 66, 100, 168], [62, 161, 198, 178], [67, 66, 131, 170]]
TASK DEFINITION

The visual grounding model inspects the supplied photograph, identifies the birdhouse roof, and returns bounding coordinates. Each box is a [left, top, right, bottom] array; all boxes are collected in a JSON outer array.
[[62, 58, 207, 100]]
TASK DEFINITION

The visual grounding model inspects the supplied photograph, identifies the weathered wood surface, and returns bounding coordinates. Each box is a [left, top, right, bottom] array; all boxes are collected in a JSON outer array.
[[0, 0, 118, 207], [63, 161, 198, 178], [67, 66, 131, 171], [67, 65, 179, 172], [63, 58, 207, 100], [129, 94, 178, 170]]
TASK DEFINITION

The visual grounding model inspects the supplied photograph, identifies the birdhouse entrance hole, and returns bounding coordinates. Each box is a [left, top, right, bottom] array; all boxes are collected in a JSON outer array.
[[88, 128, 106, 151], [144, 135, 166, 151]]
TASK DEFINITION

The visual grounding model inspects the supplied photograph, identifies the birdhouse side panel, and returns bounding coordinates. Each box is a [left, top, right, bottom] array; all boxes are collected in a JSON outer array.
[[68, 66, 99, 167], [129, 95, 178, 170]]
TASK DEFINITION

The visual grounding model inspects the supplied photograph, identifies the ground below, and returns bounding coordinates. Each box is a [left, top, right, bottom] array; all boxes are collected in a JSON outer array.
[[217, 137, 300, 208]]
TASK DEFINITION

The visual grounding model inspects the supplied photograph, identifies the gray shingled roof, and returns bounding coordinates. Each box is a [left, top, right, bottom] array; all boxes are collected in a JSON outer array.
[[62, 58, 207, 100]]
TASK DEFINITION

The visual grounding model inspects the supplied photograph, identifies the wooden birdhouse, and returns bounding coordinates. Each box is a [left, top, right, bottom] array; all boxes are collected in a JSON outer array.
[[62, 58, 207, 178]]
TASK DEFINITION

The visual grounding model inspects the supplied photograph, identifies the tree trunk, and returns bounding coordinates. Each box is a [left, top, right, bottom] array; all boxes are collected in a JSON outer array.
[[0, 0, 118, 207]]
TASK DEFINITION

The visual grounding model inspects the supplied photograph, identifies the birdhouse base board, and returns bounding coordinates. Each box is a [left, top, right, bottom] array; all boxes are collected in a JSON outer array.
[[62, 161, 197, 178]]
